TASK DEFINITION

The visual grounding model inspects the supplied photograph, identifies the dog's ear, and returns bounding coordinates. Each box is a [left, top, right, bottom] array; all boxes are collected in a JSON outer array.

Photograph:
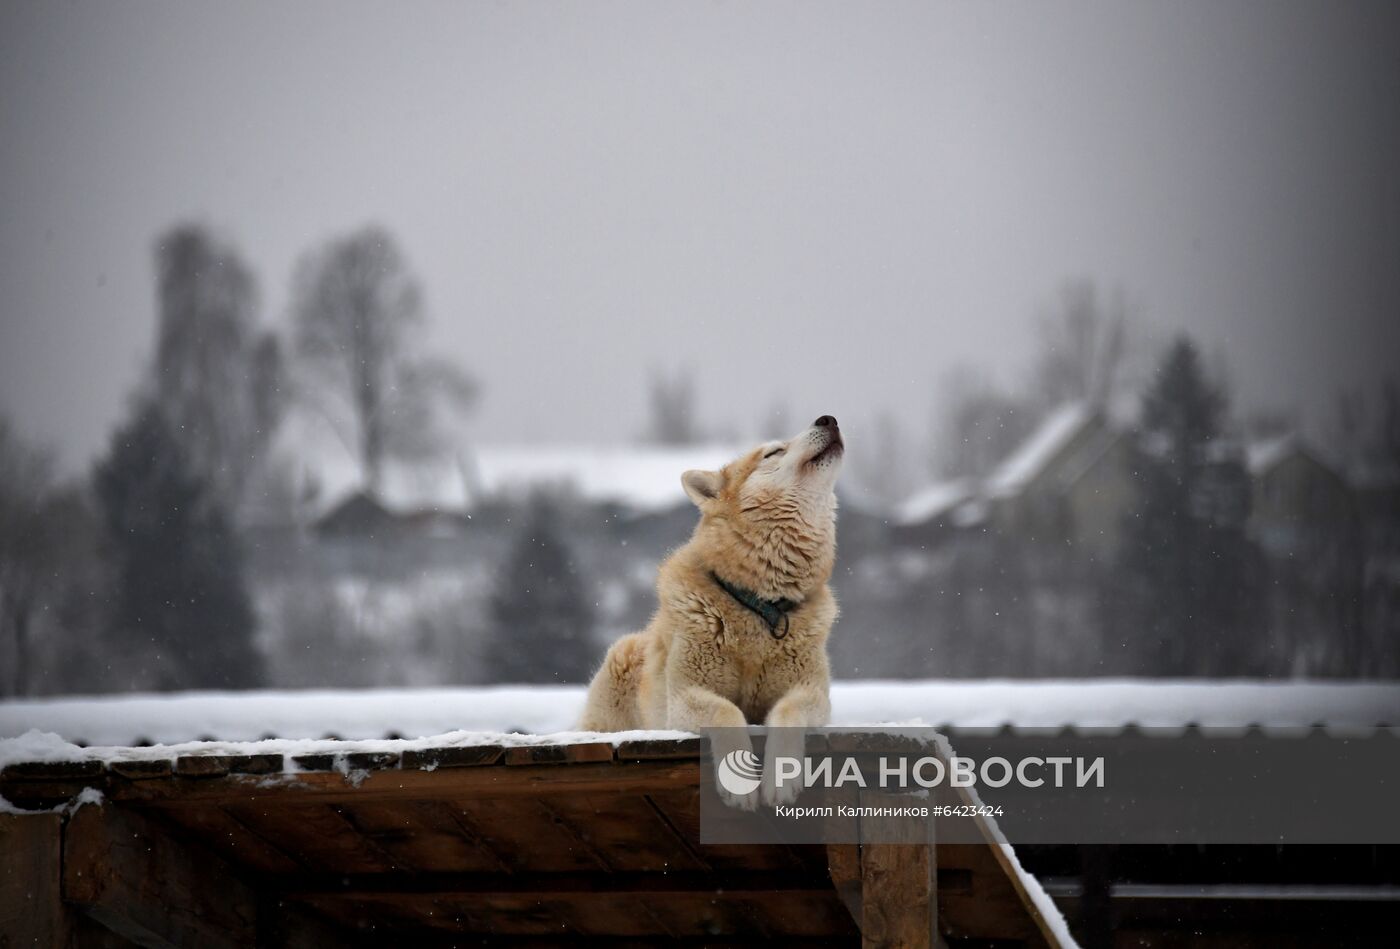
[[681, 469, 722, 507]]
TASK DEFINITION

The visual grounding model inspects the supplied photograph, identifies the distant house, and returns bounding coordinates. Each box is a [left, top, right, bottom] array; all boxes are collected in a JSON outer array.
[[984, 403, 1136, 561], [892, 478, 982, 546], [891, 403, 1136, 561], [1245, 435, 1358, 558], [313, 491, 400, 539]]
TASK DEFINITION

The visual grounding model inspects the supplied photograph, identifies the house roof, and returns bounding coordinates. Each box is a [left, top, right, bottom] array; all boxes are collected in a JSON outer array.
[[313, 490, 398, 536], [1246, 434, 1301, 476], [986, 403, 1097, 498], [895, 478, 976, 526]]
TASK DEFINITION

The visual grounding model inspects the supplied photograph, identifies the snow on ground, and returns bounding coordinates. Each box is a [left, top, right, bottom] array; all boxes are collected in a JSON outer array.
[[1, 680, 1395, 749]]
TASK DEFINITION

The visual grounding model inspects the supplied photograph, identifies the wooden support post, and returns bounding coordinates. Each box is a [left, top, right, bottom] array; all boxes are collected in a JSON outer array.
[[856, 791, 937, 949], [1, 813, 74, 947], [827, 842, 863, 925], [63, 801, 260, 949]]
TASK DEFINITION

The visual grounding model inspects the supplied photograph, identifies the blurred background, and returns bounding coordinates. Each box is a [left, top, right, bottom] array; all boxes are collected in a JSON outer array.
[[1, 0, 1397, 696]]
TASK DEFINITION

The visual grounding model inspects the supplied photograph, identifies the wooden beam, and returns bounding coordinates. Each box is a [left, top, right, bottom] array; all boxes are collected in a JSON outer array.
[[63, 801, 259, 949], [111, 760, 701, 808], [1, 813, 74, 947], [827, 843, 862, 925], [858, 792, 937, 949], [276, 869, 837, 899], [373, 936, 842, 949]]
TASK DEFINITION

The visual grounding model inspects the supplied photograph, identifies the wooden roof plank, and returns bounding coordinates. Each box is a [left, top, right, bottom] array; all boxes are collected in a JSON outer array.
[[108, 759, 173, 779], [615, 737, 702, 760], [175, 755, 231, 777], [504, 742, 615, 766], [228, 753, 283, 775], [1, 760, 104, 781], [115, 759, 701, 807], [401, 745, 504, 770]]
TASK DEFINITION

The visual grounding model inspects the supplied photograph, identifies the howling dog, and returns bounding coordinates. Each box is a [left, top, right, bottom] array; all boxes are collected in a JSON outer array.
[[579, 415, 844, 807]]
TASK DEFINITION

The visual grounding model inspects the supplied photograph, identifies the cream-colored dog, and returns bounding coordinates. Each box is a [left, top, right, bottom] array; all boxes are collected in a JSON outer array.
[[579, 415, 844, 808]]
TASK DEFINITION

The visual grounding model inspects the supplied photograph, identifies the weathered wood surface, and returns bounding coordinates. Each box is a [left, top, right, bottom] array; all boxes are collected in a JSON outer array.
[[856, 791, 938, 949], [0, 736, 1065, 946], [63, 802, 259, 949], [109, 759, 704, 807], [938, 843, 1057, 946], [1, 813, 73, 947]]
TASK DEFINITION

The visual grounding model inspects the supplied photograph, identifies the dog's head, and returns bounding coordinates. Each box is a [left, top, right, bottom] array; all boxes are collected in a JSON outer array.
[[681, 417, 843, 592]]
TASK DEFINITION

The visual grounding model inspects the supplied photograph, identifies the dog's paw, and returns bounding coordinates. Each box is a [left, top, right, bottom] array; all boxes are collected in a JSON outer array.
[[717, 779, 760, 811], [761, 761, 802, 808]]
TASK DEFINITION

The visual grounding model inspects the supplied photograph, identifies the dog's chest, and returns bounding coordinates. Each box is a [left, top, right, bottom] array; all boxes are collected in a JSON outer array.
[[717, 621, 794, 719]]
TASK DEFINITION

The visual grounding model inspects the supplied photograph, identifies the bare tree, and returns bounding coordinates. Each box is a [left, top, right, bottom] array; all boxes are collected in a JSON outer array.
[[932, 368, 1037, 479], [1327, 378, 1400, 477], [1032, 279, 1133, 408], [858, 410, 909, 508], [154, 224, 284, 514], [643, 368, 701, 445], [291, 225, 475, 493]]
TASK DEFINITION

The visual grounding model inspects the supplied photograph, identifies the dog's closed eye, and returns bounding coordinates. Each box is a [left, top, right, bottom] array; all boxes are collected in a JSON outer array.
[[763, 448, 785, 459]]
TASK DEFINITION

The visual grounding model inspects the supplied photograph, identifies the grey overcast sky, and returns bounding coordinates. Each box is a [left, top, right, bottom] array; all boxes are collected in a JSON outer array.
[[1, 0, 1397, 472]]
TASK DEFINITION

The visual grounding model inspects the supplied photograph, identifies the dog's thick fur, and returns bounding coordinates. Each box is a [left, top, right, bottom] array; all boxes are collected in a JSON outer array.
[[579, 417, 844, 806]]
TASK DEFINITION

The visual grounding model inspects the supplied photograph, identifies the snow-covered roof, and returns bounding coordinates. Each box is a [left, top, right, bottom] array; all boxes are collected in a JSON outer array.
[[1246, 434, 1296, 475], [272, 407, 742, 516], [1244, 433, 1334, 478], [2, 680, 1394, 747], [895, 478, 975, 526], [464, 444, 741, 512], [986, 403, 1097, 498]]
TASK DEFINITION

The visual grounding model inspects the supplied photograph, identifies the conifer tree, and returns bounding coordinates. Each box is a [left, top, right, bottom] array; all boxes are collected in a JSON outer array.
[[1119, 337, 1261, 675], [95, 404, 264, 689], [485, 494, 597, 684]]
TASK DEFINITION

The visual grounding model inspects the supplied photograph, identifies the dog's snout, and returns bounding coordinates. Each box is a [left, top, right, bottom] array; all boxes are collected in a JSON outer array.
[[814, 415, 837, 429]]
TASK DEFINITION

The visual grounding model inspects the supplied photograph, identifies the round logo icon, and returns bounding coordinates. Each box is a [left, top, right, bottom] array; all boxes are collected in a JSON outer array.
[[717, 748, 763, 796]]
